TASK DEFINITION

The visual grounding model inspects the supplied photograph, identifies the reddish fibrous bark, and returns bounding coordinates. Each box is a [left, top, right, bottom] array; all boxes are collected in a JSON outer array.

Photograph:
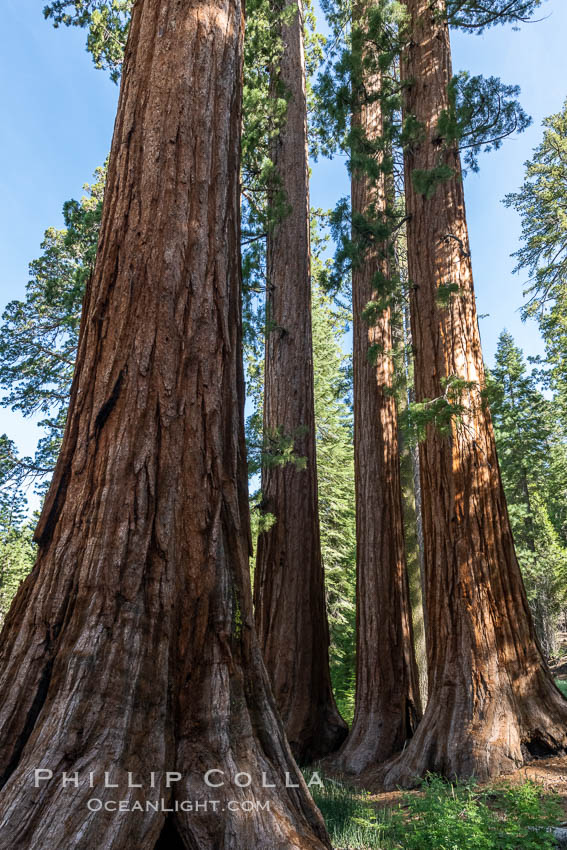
[[0, 1, 332, 847], [334, 61, 421, 775], [253, 0, 347, 765], [382, 0, 567, 788]]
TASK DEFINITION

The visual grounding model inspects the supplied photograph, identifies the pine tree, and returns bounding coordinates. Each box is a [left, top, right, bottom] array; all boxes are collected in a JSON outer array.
[[0, 438, 36, 623], [0, 170, 104, 604], [0, 169, 104, 487], [397, 294, 429, 705], [311, 284, 357, 723], [43, 0, 132, 82], [505, 98, 567, 429], [488, 330, 567, 656]]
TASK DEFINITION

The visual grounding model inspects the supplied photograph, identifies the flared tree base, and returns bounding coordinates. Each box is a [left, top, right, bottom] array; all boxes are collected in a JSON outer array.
[[380, 669, 567, 790]]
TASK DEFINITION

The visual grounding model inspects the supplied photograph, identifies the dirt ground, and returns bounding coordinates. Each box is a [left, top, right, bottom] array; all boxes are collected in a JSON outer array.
[[359, 755, 567, 822], [327, 641, 567, 826]]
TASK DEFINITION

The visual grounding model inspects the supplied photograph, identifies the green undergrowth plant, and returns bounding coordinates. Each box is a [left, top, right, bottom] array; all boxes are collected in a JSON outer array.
[[388, 775, 560, 850], [305, 772, 561, 850], [305, 774, 389, 850]]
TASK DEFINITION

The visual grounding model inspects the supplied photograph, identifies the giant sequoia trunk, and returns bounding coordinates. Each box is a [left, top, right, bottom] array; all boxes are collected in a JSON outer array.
[[383, 0, 567, 788], [254, 0, 347, 764], [334, 55, 421, 775], [0, 2, 332, 847]]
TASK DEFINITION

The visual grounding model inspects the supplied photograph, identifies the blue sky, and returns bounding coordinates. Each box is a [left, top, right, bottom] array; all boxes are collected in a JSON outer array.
[[0, 0, 566, 475]]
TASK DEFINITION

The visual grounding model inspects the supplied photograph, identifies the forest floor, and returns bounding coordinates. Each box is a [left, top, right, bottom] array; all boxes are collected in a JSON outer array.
[[312, 755, 567, 849], [311, 669, 567, 849], [311, 660, 567, 848], [365, 753, 567, 818]]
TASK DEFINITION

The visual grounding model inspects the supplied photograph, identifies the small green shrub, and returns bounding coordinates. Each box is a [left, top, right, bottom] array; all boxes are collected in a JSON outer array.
[[388, 775, 560, 850], [307, 772, 561, 850]]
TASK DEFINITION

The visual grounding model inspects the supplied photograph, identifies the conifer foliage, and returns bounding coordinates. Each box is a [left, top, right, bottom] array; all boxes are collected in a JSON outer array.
[[488, 331, 567, 656], [506, 99, 567, 425]]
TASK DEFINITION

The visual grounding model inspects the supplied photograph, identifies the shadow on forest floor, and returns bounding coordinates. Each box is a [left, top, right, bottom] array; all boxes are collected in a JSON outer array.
[[307, 744, 567, 848]]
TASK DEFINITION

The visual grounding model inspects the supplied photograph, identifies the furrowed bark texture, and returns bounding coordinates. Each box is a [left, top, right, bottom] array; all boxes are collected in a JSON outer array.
[[383, 0, 567, 788], [400, 428, 428, 707], [0, 1, 332, 847], [253, 0, 347, 765], [402, 302, 428, 705], [334, 65, 421, 775]]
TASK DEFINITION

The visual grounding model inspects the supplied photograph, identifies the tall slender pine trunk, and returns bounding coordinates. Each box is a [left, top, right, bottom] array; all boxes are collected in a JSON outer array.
[[334, 40, 421, 774], [400, 422, 428, 707], [383, 0, 567, 788], [0, 2, 332, 846], [254, 0, 347, 765], [399, 243, 428, 705]]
